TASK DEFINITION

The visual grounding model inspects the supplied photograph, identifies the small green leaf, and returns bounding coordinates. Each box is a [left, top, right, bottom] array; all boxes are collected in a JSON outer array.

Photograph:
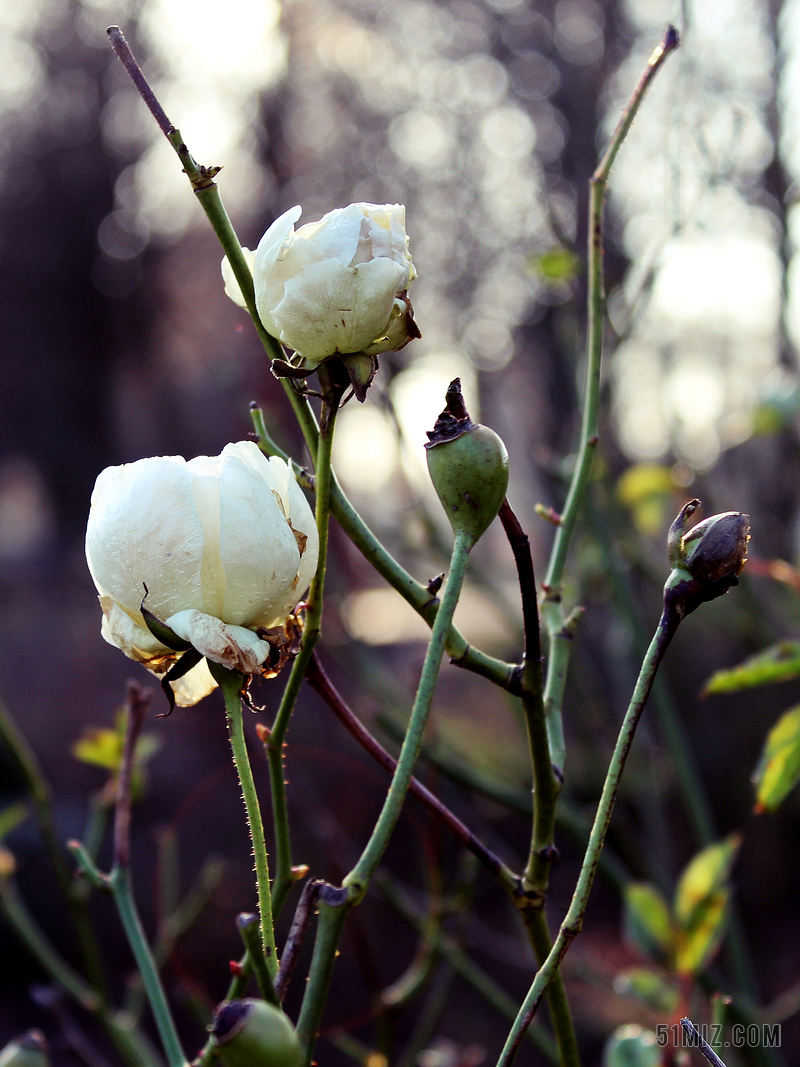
[[0, 802, 29, 842], [673, 836, 740, 975], [752, 704, 800, 812], [603, 1026, 662, 1067], [623, 883, 674, 963], [702, 642, 800, 696], [73, 718, 161, 773], [531, 247, 582, 283], [73, 727, 123, 771], [613, 968, 679, 1013]]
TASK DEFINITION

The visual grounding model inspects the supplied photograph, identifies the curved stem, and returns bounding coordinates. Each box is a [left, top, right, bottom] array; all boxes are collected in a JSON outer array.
[[219, 672, 277, 976], [296, 533, 472, 1063], [264, 384, 341, 917], [110, 867, 187, 1067], [495, 609, 679, 1067], [540, 25, 680, 777]]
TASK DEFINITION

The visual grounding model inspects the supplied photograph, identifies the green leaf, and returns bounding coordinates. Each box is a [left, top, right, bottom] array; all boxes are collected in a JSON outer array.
[[73, 718, 161, 773], [613, 967, 679, 1013], [603, 1026, 662, 1067], [702, 642, 800, 696], [73, 727, 124, 771], [753, 704, 800, 812], [673, 836, 740, 975], [531, 247, 582, 283], [0, 802, 29, 842], [623, 883, 674, 963]]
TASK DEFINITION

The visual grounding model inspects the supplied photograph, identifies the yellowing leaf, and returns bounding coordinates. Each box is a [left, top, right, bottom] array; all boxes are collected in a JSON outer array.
[[675, 888, 729, 975], [702, 643, 800, 696], [617, 465, 675, 535], [753, 704, 800, 812], [0, 802, 28, 842], [532, 247, 582, 283], [73, 727, 124, 771], [673, 837, 740, 975], [617, 464, 674, 508], [623, 883, 674, 963]]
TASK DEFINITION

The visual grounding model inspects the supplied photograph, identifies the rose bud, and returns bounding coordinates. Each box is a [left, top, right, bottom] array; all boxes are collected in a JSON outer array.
[[663, 499, 750, 619], [85, 442, 318, 707], [210, 999, 302, 1067], [425, 379, 509, 549], [224, 203, 418, 373]]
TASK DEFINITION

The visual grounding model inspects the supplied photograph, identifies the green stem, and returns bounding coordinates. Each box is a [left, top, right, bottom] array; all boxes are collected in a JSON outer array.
[[297, 533, 473, 1063], [496, 608, 679, 1067], [0, 698, 108, 999], [251, 401, 517, 692], [237, 913, 280, 1005], [540, 25, 680, 776], [110, 866, 187, 1067], [264, 383, 340, 917], [521, 911, 579, 1067], [347, 532, 471, 895], [218, 672, 278, 976]]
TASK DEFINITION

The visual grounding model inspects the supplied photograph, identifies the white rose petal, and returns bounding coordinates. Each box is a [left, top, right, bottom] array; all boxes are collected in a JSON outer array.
[[165, 609, 271, 674], [86, 441, 318, 706], [252, 202, 417, 366], [221, 248, 257, 309]]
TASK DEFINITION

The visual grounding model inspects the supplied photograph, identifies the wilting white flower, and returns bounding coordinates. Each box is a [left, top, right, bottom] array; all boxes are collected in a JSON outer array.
[[222, 203, 417, 366], [85, 442, 318, 707]]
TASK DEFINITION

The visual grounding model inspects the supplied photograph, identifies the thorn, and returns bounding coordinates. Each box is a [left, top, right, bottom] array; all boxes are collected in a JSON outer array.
[[535, 503, 562, 526], [229, 961, 244, 976]]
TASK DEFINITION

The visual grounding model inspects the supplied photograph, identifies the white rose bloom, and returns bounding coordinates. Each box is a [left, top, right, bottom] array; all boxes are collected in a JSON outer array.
[[221, 247, 257, 309], [85, 441, 318, 706], [235, 203, 417, 366]]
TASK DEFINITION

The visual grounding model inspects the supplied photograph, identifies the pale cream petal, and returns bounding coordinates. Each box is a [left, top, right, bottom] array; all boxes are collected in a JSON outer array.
[[217, 449, 300, 626], [272, 257, 406, 362], [99, 597, 172, 664], [168, 658, 218, 707], [86, 457, 205, 624], [166, 609, 270, 674], [221, 248, 256, 308]]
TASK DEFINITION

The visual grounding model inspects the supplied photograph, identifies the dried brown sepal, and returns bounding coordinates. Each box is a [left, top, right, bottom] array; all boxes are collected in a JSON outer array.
[[424, 378, 475, 447]]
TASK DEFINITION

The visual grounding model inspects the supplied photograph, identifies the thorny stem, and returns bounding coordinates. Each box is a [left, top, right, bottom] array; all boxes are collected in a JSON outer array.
[[495, 609, 680, 1067], [217, 671, 278, 976], [540, 24, 680, 776], [264, 375, 341, 918], [296, 533, 473, 1063]]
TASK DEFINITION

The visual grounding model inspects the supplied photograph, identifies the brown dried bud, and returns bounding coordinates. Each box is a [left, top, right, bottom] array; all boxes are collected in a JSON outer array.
[[663, 500, 750, 620], [682, 512, 750, 583]]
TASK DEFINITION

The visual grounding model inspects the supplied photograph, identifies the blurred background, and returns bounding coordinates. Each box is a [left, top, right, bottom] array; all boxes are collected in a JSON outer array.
[[2, 0, 800, 1063]]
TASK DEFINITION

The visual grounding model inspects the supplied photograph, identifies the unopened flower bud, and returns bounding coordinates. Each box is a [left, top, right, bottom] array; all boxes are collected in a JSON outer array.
[[682, 511, 750, 583], [210, 999, 302, 1067], [0, 1031, 49, 1067], [663, 499, 750, 620], [425, 379, 509, 549]]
